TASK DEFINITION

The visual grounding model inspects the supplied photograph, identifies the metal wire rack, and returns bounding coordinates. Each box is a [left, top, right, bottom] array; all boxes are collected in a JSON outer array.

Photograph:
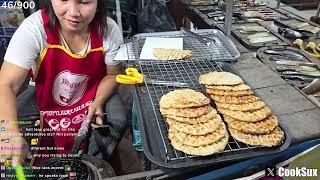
[[128, 29, 240, 62], [137, 60, 262, 162]]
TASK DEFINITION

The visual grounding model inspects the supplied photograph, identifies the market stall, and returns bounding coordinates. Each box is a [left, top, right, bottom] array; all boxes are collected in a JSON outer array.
[[0, 0, 319, 179], [110, 0, 320, 179]]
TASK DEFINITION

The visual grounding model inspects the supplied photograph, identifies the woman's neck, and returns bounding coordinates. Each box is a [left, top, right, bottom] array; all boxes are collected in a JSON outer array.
[[59, 27, 91, 53]]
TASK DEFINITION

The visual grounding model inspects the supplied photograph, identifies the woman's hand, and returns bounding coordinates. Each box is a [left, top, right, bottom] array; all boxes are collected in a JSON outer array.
[[86, 100, 105, 129], [0, 128, 28, 166]]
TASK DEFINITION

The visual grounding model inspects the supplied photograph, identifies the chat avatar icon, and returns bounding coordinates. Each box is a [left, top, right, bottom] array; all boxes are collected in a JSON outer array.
[[0, 120, 6, 124], [34, 120, 40, 127], [31, 138, 38, 145], [64, 165, 71, 171]]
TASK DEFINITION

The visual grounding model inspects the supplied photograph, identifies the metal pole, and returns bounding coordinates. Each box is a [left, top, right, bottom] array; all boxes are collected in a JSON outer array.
[[115, 0, 123, 40], [276, 0, 281, 9], [224, 0, 234, 37], [316, 0, 320, 17]]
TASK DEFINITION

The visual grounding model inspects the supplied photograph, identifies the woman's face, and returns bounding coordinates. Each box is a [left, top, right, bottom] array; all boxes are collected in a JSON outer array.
[[51, 0, 97, 33]]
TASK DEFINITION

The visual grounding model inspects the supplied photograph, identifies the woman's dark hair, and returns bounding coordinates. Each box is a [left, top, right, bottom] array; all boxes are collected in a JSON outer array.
[[42, 0, 108, 37]]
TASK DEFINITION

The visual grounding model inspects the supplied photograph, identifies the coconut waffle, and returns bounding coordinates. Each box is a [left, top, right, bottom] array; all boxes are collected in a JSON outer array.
[[199, 72, 244, 86], [169, 132, 229, 156], [217, 106, 272, 122], [229, 127, 284, 147], [215, 101, 265, 111], [164, 109, 218, 124], [205, 84, 251, 91], [153, 48, 192, 60], [166, 115, 222, 136], [168, 123, 227, 147], [160, 105, 213, 118], [224, 115, 279, 135], [159, 89, 210, 109], [206, 89, 254, 97]]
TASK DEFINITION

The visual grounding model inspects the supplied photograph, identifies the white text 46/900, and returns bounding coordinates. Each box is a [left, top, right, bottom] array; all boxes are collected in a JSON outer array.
[[1, 1, 35, 9]]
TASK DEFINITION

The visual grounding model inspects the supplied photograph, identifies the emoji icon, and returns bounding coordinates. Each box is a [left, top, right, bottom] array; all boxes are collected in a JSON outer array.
[[31, 138, 38, 146], [69, 172, 76, 177], [65, 165, 71, 171], [4, 160, 11, 167], [34, 120, 40, 127]]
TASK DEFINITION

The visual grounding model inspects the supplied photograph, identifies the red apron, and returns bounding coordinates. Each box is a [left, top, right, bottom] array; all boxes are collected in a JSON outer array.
[[31, 10, 105, 165]]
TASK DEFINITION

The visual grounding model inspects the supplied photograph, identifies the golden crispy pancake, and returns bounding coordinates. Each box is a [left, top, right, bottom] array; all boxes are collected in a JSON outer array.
[[168, 123, 227, 147], [153, 48, 192, 60], [215, 101, 265, 111], [224, 115, 278, 134], [229, 127, 284, 147], [210, 95, 260, 104], [199, 72, 243, 86], [160, 105, 212, 118], [205, 84, 251, 91], [160, 89, 210, 108], [166, 115, 222, 135], [169, 133, 229, 156], [206, 88, 253, 97], [165, 109, 218, 124], [217, 106, 272, 122]]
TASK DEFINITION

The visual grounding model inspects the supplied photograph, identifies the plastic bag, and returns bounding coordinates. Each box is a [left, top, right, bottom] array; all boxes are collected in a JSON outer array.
[[138, 0, 176, 33]]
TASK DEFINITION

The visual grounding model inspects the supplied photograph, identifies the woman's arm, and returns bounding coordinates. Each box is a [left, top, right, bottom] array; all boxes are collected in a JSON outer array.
[[86, 64, 122, 128], [94, 64, 122, 106], [0, 61, 29, 165]]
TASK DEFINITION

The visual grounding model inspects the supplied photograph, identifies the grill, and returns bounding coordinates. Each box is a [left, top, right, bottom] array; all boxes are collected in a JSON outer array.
[[130, 29, 291, 168], [138, 60, 261, 162], [129, 29, 240, 62]]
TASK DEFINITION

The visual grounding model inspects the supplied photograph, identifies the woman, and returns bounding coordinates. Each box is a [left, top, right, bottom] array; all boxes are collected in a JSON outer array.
[[0, 0, 127, 166]]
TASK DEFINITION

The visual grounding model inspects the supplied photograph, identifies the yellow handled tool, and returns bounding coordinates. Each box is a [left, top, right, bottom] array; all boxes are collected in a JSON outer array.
[[116, 67, 144, 84], [294, 39, 320, 58], [306, 41, 320, 55]]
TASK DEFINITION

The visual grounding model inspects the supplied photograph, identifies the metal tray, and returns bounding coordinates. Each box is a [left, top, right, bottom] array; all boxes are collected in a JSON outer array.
[[231, 21, 290, 49], [133, 60, 292, 169], [256, 46, 318, 87], [275, 18, 320, 35], [131, 29, 240, 62], [240, 6, 291, 20]]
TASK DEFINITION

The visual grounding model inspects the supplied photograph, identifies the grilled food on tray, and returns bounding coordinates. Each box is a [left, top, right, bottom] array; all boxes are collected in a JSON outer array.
[[159, 89, 229, 156], [236, 25, 268, 33], [287, 21, 320, 34], [166, 115, 222, 136], [199, 72, 285, 147], [153, 48, 192, 60], [199, 71, 244, 85], [224, 115, 278, 135]]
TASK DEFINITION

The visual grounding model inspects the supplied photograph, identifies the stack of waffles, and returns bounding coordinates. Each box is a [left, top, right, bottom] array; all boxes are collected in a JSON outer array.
[[159, 89, 229, 156], [199, 72, 284, 147]]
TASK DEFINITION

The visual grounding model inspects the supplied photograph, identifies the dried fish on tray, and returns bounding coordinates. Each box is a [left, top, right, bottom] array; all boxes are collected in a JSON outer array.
[[231, 21, 290, 49], [275, 18, 320, 34]]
